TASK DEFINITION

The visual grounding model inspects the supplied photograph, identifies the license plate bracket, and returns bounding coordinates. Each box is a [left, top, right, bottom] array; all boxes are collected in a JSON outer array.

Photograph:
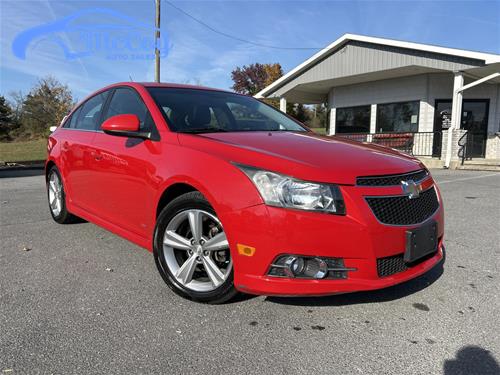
[[404, 221, 438, 263]]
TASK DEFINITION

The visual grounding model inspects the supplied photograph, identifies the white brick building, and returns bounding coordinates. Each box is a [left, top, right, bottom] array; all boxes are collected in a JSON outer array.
[[256, 34, 500, 168]]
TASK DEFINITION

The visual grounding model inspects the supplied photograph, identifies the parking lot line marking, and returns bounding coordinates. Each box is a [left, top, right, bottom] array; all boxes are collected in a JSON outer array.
[[438, 173, 500, 185]]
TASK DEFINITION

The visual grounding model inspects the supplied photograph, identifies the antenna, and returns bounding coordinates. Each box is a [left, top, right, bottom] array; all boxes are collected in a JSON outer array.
[[129, 75, 134, 82]]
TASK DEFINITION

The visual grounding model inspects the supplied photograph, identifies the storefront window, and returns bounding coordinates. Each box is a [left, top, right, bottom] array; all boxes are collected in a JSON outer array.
[[376, 101, 419, 133], [335, 105, 371, 133]]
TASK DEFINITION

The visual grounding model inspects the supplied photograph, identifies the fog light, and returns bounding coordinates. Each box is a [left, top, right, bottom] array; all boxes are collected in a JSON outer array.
[[268, 254, 356, 279], [303, 258, 328, 279], [283, 256, 328, 279], [284, 256, 305, 277]]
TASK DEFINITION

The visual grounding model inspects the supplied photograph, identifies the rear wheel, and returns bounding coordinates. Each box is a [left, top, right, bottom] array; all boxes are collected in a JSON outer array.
[[153, 192, 237, 303], [46, 166, 79, 224]]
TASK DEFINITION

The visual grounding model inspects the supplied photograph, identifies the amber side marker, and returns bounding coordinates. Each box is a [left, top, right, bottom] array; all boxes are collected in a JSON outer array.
[[237, 244, 256, 256]]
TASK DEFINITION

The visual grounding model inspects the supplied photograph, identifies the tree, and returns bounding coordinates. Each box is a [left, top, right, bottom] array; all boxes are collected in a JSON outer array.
[[4, 91, 25, 139], [263, 64, 283, 88], [308, 104, 328, 128], [0, 95, 14, 140], [231, 63, 283, 96], [21, 76, 73, 138], [8, 90, 26, 125], [291, 104, 310, 124], [230, 62, 319, 124]]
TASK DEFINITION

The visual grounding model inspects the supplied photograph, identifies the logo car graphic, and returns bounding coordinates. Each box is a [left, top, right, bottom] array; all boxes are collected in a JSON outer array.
[[12, 8, 167, 60]]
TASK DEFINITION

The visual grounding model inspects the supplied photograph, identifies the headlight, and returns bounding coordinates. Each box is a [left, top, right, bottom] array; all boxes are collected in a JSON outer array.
[[236, 164, 346, 215]]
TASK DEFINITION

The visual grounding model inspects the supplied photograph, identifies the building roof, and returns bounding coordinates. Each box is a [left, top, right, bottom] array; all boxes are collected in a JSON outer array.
[[255, 34, 500, 99]]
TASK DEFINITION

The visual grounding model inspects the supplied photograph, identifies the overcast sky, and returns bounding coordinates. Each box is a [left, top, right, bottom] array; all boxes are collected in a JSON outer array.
[[1, 0, 499, 101]]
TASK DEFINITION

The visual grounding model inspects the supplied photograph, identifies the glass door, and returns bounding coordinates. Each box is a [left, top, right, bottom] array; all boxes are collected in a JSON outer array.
[[461, 100, 489, 158], [433, 100, 452, 157], [433, 99, 489, 158]]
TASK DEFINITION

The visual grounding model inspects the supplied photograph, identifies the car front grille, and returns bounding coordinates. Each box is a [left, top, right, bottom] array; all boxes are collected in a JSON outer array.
[[366, 187, 439, 225], [357, 169, 428, 186]]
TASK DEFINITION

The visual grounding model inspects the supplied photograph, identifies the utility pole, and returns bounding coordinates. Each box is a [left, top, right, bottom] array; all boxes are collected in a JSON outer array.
[[154, 0, 161, 83]]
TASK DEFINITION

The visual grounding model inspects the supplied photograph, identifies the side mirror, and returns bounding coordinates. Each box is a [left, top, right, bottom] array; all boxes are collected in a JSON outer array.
[[101, 114, 151, 139]]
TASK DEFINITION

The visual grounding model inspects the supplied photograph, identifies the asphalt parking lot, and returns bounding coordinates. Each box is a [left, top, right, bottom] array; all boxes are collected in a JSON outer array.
[[1, 169, 499, 374]]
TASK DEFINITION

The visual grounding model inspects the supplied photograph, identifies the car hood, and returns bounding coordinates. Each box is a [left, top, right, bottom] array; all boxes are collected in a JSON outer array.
[[178, 131, 424, 185]]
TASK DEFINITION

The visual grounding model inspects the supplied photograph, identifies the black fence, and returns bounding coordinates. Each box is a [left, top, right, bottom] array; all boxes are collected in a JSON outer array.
[[335, 132, 442, 157], [458, 131, 487, 164]]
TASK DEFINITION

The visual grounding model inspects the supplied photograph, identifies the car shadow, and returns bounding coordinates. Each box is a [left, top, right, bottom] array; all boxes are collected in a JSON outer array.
[[264, 254, 445, 307], [443, 345, 500, 375], [231, 292, 259, 304]]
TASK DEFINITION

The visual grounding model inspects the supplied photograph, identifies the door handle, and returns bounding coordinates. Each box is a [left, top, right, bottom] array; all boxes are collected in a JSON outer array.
[[91, 151, 103, 161], [62, 141, 69, 151]]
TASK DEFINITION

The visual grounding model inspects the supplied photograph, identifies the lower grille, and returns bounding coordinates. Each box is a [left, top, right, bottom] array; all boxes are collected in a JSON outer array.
[[377, 250, 438, 277], [366, 187, 439, 225], [377, 254, 408, 277]]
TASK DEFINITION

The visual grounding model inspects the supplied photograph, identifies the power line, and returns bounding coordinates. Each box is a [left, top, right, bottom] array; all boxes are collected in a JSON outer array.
[[164, 1, 323, 51]]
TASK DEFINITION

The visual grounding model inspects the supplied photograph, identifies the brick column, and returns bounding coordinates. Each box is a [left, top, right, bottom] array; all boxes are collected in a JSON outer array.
[[329, 108, 336, 135], [279, 97, 287, 113], [445, 72, 464, 168]]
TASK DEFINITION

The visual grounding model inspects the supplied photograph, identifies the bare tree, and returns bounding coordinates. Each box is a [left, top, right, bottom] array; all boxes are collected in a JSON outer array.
[[21, 76, 73, 138]]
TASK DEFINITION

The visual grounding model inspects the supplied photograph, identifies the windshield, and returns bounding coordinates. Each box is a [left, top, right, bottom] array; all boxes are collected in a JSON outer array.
[[147, 87, 307, 133]]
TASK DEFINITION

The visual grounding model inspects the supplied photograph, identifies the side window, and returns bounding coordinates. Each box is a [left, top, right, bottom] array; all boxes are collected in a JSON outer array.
[[75, 92, 108, 131], [65, 107, 82, 128], [104, 88, 151, 131]]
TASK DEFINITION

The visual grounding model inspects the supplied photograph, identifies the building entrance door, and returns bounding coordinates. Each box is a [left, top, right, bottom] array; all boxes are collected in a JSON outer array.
[[433, 99, 489, 158]]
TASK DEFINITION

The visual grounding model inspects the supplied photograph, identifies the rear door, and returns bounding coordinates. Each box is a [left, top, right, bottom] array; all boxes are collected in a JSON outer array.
[[89, 87, 162, 238], [59, 91, 109, 213]]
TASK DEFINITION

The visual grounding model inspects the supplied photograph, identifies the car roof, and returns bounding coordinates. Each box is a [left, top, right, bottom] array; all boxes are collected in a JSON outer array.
[[107, 82, 234, 94], [68, 82, 247, 116]]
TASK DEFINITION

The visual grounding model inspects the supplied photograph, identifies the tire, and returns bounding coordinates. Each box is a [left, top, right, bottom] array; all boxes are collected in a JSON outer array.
[[46, 166, 79, 224], [153, 191, 238, 304]]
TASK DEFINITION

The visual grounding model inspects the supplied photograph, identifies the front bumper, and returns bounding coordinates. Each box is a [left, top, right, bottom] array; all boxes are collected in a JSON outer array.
[[221, 179, 444, 296]]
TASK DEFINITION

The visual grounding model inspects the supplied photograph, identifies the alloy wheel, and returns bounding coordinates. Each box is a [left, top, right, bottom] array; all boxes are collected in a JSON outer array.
[[162, 209, 232, 292], [48, 171, 63, 217]]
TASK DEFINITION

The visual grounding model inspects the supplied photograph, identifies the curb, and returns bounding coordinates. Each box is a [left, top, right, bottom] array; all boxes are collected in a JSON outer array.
[[0, 161, 45, 171]]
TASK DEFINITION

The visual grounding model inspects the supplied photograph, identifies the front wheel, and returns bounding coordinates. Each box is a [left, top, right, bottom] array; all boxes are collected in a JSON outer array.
[[153, 192, 238, 303]]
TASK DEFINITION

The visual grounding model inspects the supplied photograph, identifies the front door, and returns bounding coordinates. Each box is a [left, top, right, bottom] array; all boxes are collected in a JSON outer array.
[[433, 99, 489, 158], [89, 87, 162, 238], [461, 100, 489, 158]]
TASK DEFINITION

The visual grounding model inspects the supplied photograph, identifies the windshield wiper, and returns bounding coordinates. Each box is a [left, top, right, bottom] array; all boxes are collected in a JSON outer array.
[[179, 128, 228, 134]]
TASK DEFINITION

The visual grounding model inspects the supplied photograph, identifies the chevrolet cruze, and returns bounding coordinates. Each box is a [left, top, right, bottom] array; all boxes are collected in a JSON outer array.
[[46, 82, 444, 303]]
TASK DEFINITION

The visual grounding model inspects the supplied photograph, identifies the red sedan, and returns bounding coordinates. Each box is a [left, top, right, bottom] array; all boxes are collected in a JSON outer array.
[[46, 82, 444, 303]]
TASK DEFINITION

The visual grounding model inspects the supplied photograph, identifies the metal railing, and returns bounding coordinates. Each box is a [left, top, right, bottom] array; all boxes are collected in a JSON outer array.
[[335, 132, 441, 157], [457, 131, 487, 164], [458, 131, 468, 165]]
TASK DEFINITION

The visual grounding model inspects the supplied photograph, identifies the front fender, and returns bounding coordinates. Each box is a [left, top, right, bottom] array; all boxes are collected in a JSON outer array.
[[154, 145, 264, 217]]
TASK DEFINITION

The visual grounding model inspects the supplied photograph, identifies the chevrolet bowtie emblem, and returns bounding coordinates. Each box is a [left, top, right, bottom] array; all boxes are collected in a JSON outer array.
[[401, 180, 422, 199]]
